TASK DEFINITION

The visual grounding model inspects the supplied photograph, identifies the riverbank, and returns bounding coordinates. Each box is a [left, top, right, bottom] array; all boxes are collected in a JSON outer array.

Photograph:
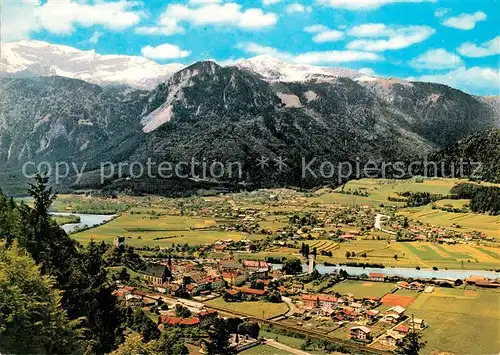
[[51, 212, 117, 234]]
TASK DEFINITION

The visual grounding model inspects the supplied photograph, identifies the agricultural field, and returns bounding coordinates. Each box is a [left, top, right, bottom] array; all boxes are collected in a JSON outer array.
[[399, 206, 500, 239], [204, 298, 289, 320], [434, 199, 470, 209], [397, 242, 500, 269], [332, 178, 463, 202], [72, 211, 265, 247], [259, 330, 306, 349], [407, 287, 500, 354], [42, 177, 499, 270], [329, 280, 396, 299]]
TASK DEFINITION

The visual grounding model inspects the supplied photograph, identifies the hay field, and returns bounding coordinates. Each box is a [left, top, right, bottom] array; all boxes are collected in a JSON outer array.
[[407, 287, 500, 354]]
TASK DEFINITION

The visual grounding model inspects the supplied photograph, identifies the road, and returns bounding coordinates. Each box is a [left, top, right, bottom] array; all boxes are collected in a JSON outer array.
[[265, 339, 312, 355], [375, 214, 396, 235], [282, 296, 300, 317]]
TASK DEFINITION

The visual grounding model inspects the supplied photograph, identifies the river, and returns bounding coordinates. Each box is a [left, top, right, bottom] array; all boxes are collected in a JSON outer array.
[[51, 212, 116, 234], [273, 263, 499, 280]]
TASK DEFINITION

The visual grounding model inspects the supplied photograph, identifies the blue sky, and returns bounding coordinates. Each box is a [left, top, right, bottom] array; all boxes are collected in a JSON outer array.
[[3, 0, 499, 95]]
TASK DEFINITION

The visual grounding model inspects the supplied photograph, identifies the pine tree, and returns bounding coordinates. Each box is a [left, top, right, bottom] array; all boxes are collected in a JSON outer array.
[[0, 242, 82, 354]]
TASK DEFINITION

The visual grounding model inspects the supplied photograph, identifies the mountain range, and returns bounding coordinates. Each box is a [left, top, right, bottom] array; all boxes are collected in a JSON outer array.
[[0, 40, 499, 194]]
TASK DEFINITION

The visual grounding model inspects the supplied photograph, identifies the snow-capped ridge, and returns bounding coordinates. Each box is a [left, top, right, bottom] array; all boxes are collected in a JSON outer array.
[[1, 40, 185, 90], [232, 55, 369, 82]]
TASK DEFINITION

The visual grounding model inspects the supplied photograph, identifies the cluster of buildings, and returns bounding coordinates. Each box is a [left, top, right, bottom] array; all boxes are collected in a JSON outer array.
[[140, 258, 274, 299], [297, 290, 426, 349], [348, 306, 426, 348], [300, 293, 380, 322]]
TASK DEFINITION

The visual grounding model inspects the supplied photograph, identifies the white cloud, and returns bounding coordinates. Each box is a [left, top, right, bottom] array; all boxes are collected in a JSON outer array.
[[347, 24, 435, 51], [304, 24, 329, 33], [434, 8, 449, 17], [188, 0, 222, 4], [408, 66, 500, 95], [458, 36, 500, 58], [348, 23, 389, 37], [135, 17, 184, 36], [141, 43, 191, 59], [262, 0, 281, 5], [163, 3, 277, 30], [88, 31, 103, 45], [37, 0, 144, 34], [0, 0, 41, 41], [286, 3, 312, 13], [313, 30, 344, 43], [410, 49, 463, 70], [318, 0, 435, 10], [238, 42, 382, 64], [1, 0, 143, 41], [442, 12, 487, 30]]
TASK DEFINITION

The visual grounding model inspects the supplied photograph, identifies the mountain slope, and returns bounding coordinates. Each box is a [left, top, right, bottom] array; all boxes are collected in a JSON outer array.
[[429, 129, 500, 183], [0, 60, 498, 193], [0, 76, 148, 166], [0, 40, 184, 90]]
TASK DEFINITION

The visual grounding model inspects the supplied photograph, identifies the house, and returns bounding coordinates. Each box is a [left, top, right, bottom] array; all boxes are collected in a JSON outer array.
[[301, 294, 338, 311], [220, 261, 244, 272], [226, 289, 240, 296], [161, 316, 201, 326], [318, 295, 338, 312], [350, 326, 371, 341], [369, 272, 385, 282], [394, 325, 410, 335], [302, 294, 319, 309], [409, 318, 426, 330], [397, 281, 410, 289], [383, 306, 406, 323], [340, 309, 359, 321], [409, 281, 425, 291], [380, 330, 405, 347], [237, 287, 267, 297], [114, 286, 134, 297], [365, 309, 380, 319], [214, 245, 226, 251], [387, 306, 406, 315], [143, 264, 169, 285], [243, 260, 271, 272], [142, 296, 158, 307], [125, 294, 143, 307]]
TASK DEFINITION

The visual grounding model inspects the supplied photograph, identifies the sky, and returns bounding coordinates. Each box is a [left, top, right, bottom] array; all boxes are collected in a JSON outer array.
[[1, 0, 499, 95]]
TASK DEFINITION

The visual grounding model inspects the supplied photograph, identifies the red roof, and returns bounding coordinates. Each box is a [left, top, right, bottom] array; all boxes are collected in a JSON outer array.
[[198, 310, 217, 318], [302, 294, 318, 301], [162, 316, 200, 326], [370, 273, 385, 278], [132, 290, 150, 297], [395, 325, 409, 333], [227, 289, 239, 296], [319, 295, 337, 302], [238, 287, 266, 295]]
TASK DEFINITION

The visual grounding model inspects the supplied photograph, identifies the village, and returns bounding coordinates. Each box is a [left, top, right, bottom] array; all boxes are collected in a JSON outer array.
[[111, 233, 500, 354], [61, 179, 500, 354]]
